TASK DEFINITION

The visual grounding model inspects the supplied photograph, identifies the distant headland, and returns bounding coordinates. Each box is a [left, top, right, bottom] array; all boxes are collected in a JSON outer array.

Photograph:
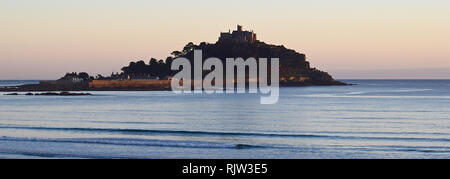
[[0, 25, 346, 92]]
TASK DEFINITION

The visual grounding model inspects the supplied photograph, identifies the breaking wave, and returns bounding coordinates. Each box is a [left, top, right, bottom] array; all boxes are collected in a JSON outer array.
[[1, 125, 450, 143], [0, 136, 265, 149]]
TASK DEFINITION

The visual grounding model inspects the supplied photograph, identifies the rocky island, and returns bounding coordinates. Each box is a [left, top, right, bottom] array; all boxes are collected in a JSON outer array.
[[0, 25, 346, 92]]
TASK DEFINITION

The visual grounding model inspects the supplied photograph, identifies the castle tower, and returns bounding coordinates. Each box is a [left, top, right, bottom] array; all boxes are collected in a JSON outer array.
[[218, 25, 257, 43], [237, 25, 243, 31]]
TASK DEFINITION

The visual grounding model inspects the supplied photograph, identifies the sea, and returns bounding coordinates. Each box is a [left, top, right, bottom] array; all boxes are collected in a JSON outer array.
[[0, 80, 449, 159]]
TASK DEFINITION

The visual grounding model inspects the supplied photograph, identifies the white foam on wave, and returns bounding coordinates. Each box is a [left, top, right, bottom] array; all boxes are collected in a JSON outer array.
[[387, 89, 433, 93], [346, 91, 366, 95]]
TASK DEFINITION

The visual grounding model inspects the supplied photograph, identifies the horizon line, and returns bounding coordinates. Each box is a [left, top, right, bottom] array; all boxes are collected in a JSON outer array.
[[1, 78, 450, 81]]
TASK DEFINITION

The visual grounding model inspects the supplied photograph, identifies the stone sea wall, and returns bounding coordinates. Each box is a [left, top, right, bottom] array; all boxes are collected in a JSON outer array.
[[89, 80, 172, 88]]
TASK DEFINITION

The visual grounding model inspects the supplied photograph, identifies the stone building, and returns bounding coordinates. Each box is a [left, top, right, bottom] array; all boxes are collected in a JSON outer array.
[[218, 25, 257, 43]]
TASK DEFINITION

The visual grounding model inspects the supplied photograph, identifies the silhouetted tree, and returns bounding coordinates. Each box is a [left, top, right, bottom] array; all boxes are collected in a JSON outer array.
[[78, 72, 90, 80], [171, 51, 182, 57]]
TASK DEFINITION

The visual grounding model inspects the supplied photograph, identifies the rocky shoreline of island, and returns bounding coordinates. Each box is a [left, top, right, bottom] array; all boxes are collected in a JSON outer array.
[[0, 80, 348, 93], [3, 91, 92, 96]]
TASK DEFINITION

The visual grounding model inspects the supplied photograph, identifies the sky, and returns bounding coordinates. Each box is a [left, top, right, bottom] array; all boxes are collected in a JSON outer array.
[[0, 0, 449, 79]]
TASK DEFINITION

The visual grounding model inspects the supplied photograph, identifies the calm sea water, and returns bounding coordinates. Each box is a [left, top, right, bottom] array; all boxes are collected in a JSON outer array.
[[0, 80, 449, 159], [0, 80, 38, 87]]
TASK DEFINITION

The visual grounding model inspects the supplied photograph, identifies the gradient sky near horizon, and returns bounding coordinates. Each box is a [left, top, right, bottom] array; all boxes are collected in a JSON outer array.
[[1, 0, 449, 79]]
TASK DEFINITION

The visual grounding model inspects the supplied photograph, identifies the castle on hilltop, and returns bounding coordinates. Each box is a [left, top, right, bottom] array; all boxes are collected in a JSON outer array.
[[218, 25, 257, 43]]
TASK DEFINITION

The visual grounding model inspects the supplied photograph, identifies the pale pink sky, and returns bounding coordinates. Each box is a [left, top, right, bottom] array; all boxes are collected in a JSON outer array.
[[1, 0, 449, 79]]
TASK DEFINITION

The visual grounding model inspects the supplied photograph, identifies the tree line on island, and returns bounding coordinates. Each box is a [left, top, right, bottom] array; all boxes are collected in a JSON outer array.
[[58, 43, 196, 82]]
